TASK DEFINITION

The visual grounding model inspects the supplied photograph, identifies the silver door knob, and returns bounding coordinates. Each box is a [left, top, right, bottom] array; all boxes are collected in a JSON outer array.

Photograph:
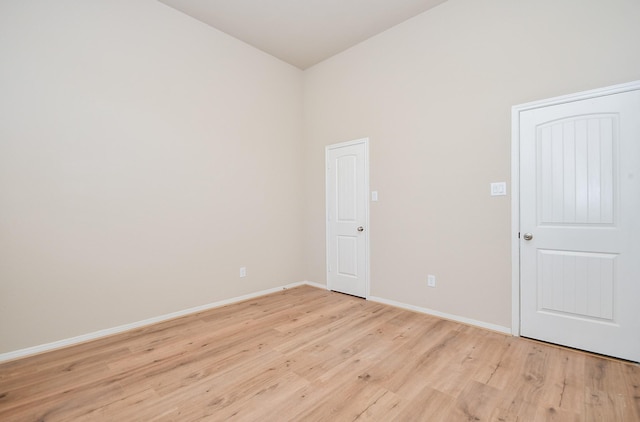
[[523, 233, 533, 241], [357, 226, 364, 232]]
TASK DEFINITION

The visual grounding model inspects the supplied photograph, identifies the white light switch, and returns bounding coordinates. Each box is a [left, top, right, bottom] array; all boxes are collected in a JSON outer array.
[[490, 182, 507, 196], [371, 191, 378, 201]]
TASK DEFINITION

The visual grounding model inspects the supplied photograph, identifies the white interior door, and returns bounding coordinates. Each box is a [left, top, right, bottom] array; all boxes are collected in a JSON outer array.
[[326, 139, 369, 298], [518, 85, 640, 362]]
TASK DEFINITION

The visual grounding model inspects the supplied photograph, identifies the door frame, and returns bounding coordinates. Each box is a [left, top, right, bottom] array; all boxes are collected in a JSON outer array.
[[510, 80, 640, 336], [325, 137, 371, 298]]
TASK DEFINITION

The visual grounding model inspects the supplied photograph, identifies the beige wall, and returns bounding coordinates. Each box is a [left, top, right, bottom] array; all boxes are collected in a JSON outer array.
[[0, 0, 304, 353], [302, 0, 640, 328], [2, 0, 640, 356]]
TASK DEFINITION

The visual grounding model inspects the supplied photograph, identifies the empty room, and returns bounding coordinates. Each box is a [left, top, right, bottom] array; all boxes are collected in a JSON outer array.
[[1, 0, 639, 420]]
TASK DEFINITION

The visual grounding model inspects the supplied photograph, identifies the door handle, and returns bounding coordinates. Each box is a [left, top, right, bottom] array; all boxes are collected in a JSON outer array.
[[357, 226, 364, 232], [523, 233, 533, 241]]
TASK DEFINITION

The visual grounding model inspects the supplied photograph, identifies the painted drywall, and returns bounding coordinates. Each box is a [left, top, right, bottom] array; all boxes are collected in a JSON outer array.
[[302, 0, 640, 328], [0, 0, 304, 354], [3, 0, 640, 357]]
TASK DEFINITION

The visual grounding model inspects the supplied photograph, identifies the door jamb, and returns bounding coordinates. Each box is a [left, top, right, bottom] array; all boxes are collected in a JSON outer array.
[[325, 138, 370, 299], [510, 80, 640, 337]]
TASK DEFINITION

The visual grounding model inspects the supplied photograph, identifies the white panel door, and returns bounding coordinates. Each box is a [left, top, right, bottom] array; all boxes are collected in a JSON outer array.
[[326, 139, 369, 298], [519, 87, 640, 362]]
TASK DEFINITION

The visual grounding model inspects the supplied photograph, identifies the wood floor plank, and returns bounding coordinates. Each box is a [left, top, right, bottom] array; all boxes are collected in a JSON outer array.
[[452, 380, 503, 421], [391, 386, 454, 421], [1, 285, 638, 421], [623, 364, 640, 420], [539, 346, 585, 414]]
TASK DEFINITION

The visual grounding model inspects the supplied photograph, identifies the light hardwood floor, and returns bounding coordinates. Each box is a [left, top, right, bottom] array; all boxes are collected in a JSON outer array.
[[0, 285, 638, 421]]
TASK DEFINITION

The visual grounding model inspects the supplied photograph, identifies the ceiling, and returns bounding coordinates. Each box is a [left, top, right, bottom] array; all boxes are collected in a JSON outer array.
[[157, 0, 448, 69]]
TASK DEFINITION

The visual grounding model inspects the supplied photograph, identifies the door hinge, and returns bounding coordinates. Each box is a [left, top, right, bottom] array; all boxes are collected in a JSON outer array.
[[518, 232, 521, 238]]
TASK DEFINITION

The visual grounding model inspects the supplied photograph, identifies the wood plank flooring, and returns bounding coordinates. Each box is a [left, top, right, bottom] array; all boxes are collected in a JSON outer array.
[[0, 285, 638, 421]]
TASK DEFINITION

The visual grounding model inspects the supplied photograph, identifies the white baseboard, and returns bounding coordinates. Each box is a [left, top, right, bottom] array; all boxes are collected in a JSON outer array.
[[368, 296, 511, 335], [0, 281, 319, 363], [1, 282, 508, 363], [303, 280, 327, 290]]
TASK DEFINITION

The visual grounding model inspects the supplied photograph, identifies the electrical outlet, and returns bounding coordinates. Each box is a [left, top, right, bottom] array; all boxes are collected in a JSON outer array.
[[240, 267, 247, 278], [427, 274, 436, 288]]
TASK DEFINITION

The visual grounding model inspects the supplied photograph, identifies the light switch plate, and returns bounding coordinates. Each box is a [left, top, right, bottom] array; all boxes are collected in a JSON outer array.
[[371, 191, 378, 201], [490, 182, 507, 196]]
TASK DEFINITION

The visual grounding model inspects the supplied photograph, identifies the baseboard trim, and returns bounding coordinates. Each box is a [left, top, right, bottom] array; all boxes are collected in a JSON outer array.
[[303, 280, 327, 290], [1, 282, 509, 363], [0, 281, 319, 363], [368, 296, 511, 335]]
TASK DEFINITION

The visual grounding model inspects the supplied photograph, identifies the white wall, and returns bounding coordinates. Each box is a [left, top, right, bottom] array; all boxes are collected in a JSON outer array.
[[0, 0, 304, 354], [302, 0, 640, 328]]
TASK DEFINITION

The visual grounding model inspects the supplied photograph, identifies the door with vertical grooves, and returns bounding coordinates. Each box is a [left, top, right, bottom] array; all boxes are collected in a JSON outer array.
[[519, 86, 640, 362]]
